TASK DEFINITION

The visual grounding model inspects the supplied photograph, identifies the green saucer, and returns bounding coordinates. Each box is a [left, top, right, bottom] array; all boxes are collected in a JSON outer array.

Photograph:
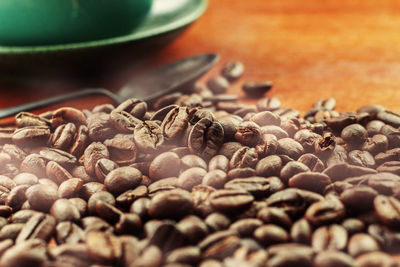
[[0, 0, 207, 73]]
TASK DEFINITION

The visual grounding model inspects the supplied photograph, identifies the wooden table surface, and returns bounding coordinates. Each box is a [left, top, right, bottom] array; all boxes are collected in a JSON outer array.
[[2, 0, 400, 121]]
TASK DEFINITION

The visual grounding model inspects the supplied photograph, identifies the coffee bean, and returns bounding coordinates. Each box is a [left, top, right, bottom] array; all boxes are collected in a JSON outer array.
[[104, 134, 137, 165], [50, 199, 81, 223], [255, 155, 282, 177], [221, 61, 244, 81], [341, 124, 368, 147], [205, 212, 231, 232], [253, 224, 289, 246], [0, 239, 48, 267], [289, 172, 331, 194], [257, 207, 292, 229], [209, 189, 254, 213], [207, 76, 229, 94], [203, 170, 228, 189], [26, 184, 58, 212], [291, 218, 312, 244], [257, 97, 281, 111], [104, 166, 142, 195], [235, 121, 262, 147], [242, 82, 272, 98], [178, 167, 207, 191], [149, 152, 181, 181], [280, 161, 310, 184], [347, 233, 380, 257], [86, 231, 122, 264], [312, 224, 348, 251], [305, 198, 346, 226], [149, 189, 193, 219], [181, 154, 207, 170], [55, 221, 84, 244], [225, 176, 284, 198], [314, 251, 354, 267], [12, 126, 50, 148], [374, 195, 400, 227], [177, 215, 209, 244], [83, 142, 109, 177], [16, 213, 56, 243], [354, 251, 397, 267], [340, 186, 378, 213], [230, 147, 258, 169]]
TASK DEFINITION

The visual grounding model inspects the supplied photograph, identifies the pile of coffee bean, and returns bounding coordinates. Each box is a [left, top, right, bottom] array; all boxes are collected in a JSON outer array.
[[0, 61, 399, 267]]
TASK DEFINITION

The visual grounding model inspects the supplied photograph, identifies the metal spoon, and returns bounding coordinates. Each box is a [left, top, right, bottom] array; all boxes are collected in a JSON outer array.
[[0, 53, 219, 119]]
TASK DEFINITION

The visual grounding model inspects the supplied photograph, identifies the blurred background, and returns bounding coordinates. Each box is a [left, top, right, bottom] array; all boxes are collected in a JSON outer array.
[[1, 0, 400, 116]]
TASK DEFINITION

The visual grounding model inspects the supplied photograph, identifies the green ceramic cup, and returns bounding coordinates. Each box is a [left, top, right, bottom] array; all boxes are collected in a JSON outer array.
[[0, 0, 153, 46]]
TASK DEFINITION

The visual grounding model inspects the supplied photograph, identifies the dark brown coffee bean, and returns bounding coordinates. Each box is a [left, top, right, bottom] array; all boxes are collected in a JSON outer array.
[[218, 142, 244, 159], [227, 167, 256, 180], [298, 153, 325, 172], [362, 134, 388, 155], [51, 123, 77, 151], [225, 176, 284, 198], [104, 134, 137, 165], [305, 198, 346, 226], [188, 118, 224, 160], [354, 251, 397, 267], [79, 182, 106, 201], [257, 207, 292, 229], [83, 142, 109, 177], [178, 167, 207, 191], [149, 223, 187, 253], [341, 123, 368, 147], [229, 218, 263, 237], [242, 82, 272, 98], [6, 185, 28, 211], [202, 234, 241, 261], [15, 112, 50, 128], [181, 154, 207, 170], [376, 110, 400, 127], [12, 126, 50, 148], [289, 172, 331, 194], [20, 154, 46, 178], [208, 155, 229, 172], [149, 189, 193, 219], [93, 158, 118, 183], [50, 199, 81, 223], [162, 106, 190, 140], [312, 224, 348, 252], [86, 231, 122, 264], [203, 170, 228, 189], [165, 246, 201, 265], [114, 213, 142, 235], [191, 185, 216, 217], [326, 113, 357, 132], [0, 239, 48, 267], [205, 212, 231, 232], [209, 189, 254, 213], [133, 120, 164, 153], [290, 218, 312, 244], [293, 129, 321, 152], [149, 152, 181, 181], [87, 113, 116, 142], [313, 98, 336, 110], [374, 195, 400, 227], [51, 107, 86, 128], [88, 191, 115, 216], [16, 213, 56, 243], [280, 161, 310, 184], [95, 200, 123, 224], [218, 115, 242, 140], [177, 215, 209, 244], [230, 147, 258, 169], [255, 133, 279, 157], [26, 184, 58, 212], [340, 186, 378, 213], [207, 76, 229, 94], [257, 97, 281, 111], [255, 155, 282, 177], [131, 245, 163, 267], [314, 251, 354, 267], [235, 121, 263, 147], [116, 185, 147, 208], [253, 224, 289, 246], [104, 166, 142, 196], [57, 178, 83, 199], [221, 61, 244, 81], [348, 233, 380, 257], [114, 98, 147, 119], [55, 221, 84, 244]]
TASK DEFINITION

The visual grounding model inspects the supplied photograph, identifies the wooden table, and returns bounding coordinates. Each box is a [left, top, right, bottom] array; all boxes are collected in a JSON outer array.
[[2, 0, 400, 119]]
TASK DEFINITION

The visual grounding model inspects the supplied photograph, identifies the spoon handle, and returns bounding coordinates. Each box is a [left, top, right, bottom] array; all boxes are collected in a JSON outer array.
[[0, 88, 121, 119]]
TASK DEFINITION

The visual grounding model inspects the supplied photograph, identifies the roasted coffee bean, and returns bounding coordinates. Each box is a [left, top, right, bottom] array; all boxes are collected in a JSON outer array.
[[26, 184, 58, 212], [162, 106, 190, 140], [200, 231, 241, 261], [86, 231, 122, 264], [88, 191, 115, 216], [361, 134, 388, 155], [0, 239, 48, 267], [253, 224, 289, 246], [203, 170, 228, 189], [56, 221, 84, 244], [290, 218, 312, 244], [51, 123, 77, 151], [13, 172, 38, 186], [188, 118, 224, 159], [218, 142, 243, 159], [6, 185, 28, 211], [57, 178, 83, 198], [109, 110, 142, 133], [181, 154, 207, 170], [51, 107, 86, 128], [20, 154, 46, 178], [79, 182, 106, 201], [177, 215, 209, 244], [289, 172, 331, 194], [313, 98, 336, 111], [208, 155, 229, 172], [95, 200, 123, 224], [16, 213, 56, 243], [255, 133, 279, 157], [165, 246, 201, 265], [149, 223, 187, 253], [149, 152, 181, 181], [242, 81, 272, 98], [314, 251, 354, 267], [280, 161, 310, 184], [178, 167, 207, 191], [104, 134, 137, 165], [191, 185, 216, 217], [255, 155, 282, 177], [229, 218, 263, 237], [312, 224, 348, 251], [15, 112, 50, 128], [341, 123, 368, 147], [133, 120, 164, 153], [374, 195, 400, 227], [205, 212, 231, 232], [116, 185, 147, 208], [354, 251, 397, 267], [227, 167, 256, 180], [293, 129, 321, 152], [305, 198, 346, 226], [50, 199, 81, 223], [257, 97, 281, 111], [230, 147, 258, 169], [104, 166, 142, 195], [149, 189, 193, 219], [235, 121, 262, 147], [209, 189, 254, 213], [221, 61, 244, 81], [114, 98, 147, 119], [347, 233, 380, 257], [207, 76, 229, 94], [83, 142, 110, 177], [12, 126, 50, 148], [340, 186, 378, 213], [298, 153, 325, 172], [225, 176, 284, 198], [257, 207, 292, 229]]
